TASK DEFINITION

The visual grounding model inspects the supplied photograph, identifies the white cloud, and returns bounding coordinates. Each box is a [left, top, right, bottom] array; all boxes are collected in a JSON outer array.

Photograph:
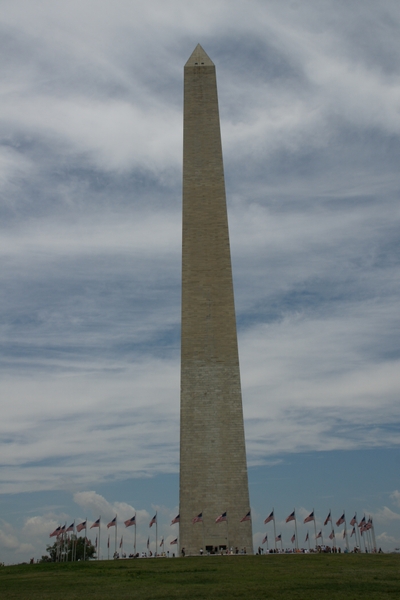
[[374, 507, 400, 523], [391, 491, 400, 508], [0, 0, 400, 564], [73, 491, 149, 524]]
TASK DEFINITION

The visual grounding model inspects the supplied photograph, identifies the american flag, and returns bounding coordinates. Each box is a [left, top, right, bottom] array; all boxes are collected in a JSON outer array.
[[366, 518, 373, 530], [264, 510, 274, 524], [170, 538, 178, 545], [358, 516, 366, 528], [76, 521, 87, 533], [286, 511, 295, 523], [66, 522, 74, 533], [50, 526, 61, 538], [275, 534, 282, 542], [343, 529, 346, 539], [304, 511, 314, 524], [124, 516, 136, 528], [59, 524, 66, 534], [107, 516, 117, 529], [336, 513, 345, 527], [215, 512, 227, 523], [192, 512, 203, 524], [324, 511, 332, 526], [171, 514, 180, 525], [90, 518, 101, 529], [262, 534, 268, 544], [350, 527, 356, 537], [350, 514, 357, 526], [291, 533, 296, 543], [317, 531, 323, 539], [305, 532, 309, 542], [160, 538, 164, 547], [149, 514, 157, 528], [119, 536, 123, 548], [329, 530, 335, 540], [240, 511, 251, 522]]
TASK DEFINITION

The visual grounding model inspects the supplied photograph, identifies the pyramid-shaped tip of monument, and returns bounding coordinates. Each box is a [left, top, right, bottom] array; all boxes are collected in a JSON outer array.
[[185, 44, 214, 67]]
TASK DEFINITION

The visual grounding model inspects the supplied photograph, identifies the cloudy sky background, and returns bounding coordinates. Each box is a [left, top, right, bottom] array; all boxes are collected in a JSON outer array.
[[1, 0, 400, 562]]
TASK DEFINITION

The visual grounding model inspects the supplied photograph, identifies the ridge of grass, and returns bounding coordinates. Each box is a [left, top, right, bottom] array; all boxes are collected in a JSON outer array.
[[1, 553, 399, 599]]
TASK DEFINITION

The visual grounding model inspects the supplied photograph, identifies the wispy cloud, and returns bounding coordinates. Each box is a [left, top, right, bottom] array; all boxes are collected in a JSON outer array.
[[1, 0, 400, 562]]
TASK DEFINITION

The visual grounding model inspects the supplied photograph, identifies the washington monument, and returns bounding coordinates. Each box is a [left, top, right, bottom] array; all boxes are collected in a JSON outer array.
[[179, 45, 253, 555]]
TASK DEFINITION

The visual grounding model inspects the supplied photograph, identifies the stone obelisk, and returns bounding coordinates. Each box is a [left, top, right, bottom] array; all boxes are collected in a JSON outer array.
[[179, 45, 253, 555]]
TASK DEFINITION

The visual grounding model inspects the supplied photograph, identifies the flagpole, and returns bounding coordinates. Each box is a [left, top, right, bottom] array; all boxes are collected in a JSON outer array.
[[307, 532, 310, 552], [108, 535, 110, 560], [98, 519, 101, 560], [312, 508, 317, 550], [362, 527, 367, 552], [226, 512, 229, 552], [371, 518, 377, 552], [115, 515, 118, 557], [294, 510, 298, 551], [273, 509, 277, 552], [343, 511, 349, 551], [354, 512, 360, 551], [134, 513, 137, 557], [84, 518, 87, 561], [156, 511, 158, 557], [367, 521, 373, 552], [73, 521, 76, 562], [201, 509, 204, 554]]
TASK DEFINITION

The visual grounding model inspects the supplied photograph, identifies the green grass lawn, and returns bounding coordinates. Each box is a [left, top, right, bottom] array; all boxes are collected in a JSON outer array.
[[1, 554, 399, 599]]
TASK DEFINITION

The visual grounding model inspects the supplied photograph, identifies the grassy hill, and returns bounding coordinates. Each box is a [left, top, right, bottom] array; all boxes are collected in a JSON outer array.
[[1, 553, 399, 599]]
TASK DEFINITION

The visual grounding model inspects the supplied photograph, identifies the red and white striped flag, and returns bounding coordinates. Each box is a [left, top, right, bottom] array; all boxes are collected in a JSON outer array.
[[50, 526, 61, 538], [90, 518, 101, 529], [192, 512, 203, 524], [264, 510, 274, 524], [216, 512, 227, 523], [286, 511, 295, 523], [107, 516, 117, 529], [149, 514, 157, 528], [171, 514, 180, 525], [336, 513, 345, 527], [304, 511, 314, 524]]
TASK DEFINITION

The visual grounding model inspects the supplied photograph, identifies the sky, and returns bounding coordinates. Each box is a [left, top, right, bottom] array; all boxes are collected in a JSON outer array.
[[1, 0, 400, 563]]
